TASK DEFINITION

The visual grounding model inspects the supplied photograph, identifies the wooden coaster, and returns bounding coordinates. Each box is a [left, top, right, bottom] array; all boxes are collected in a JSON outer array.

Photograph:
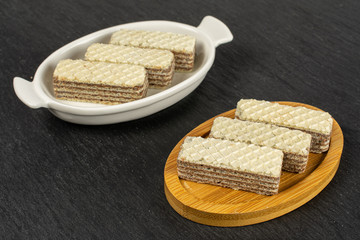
[[164, 102, 343, 227]]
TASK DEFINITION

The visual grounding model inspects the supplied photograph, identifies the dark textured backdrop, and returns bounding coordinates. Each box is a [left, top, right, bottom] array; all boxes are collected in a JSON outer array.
[[1, 0, 360, 239]]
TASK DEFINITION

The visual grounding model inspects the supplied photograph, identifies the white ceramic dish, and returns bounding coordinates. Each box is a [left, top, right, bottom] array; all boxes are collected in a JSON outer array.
[[13, 16, 233, 125]]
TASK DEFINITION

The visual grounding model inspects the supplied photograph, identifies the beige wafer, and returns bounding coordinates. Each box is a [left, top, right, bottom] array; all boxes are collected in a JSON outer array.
[[177, 136, 283, 195], [85, 43, 175, 88], [235, 99, 333, 153], [109, 29, 196, 72], [53, 59, 148, 105], [209, 117, 311, 173]]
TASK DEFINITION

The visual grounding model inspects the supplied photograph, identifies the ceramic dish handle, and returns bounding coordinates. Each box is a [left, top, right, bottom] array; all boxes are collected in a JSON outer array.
[[197, 16, 233, 47], [13, 77, 46, 108]]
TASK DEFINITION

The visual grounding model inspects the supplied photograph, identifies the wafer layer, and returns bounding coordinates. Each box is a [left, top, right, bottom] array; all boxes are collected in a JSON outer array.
[[53, 59, 148, 105], [177, 137, 283, 195], [85, 43, 174, 88], [235, 99, 333, 153], [209, 117, 311, 173], [109, 29, 195, 72]]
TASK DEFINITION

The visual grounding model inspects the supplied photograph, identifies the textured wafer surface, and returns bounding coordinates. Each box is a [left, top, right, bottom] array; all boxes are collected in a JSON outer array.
[[110, 29, 196, 54], [177, 172, 278, 195], [54, 87, 147, 98], [178, 137, 283, 178], [85, 43, 174, 70], [177, 160, 279, 183], [235, 99, 333, 135], [210, 117, 311, 156], [54, 94, 143, 105], [53, 59, 147, 87], [53, 81, 146, 94]]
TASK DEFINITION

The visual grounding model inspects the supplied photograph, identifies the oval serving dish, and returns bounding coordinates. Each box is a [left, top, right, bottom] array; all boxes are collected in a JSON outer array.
[[13, 16, 233, 125], [164, 102, 344, 227]]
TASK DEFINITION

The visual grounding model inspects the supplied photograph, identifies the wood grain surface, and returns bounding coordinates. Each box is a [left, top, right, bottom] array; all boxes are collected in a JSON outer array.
[[164, 102, 343, 226], [1, 0, 360, 239]]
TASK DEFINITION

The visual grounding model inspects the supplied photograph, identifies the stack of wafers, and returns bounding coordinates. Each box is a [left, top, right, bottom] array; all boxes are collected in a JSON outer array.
[[110, 29, 196, 72], [53, 28, 196, 105], [177, 99, 333, 195], [177, 137, 283, 195], [53, 59, 148, 105]]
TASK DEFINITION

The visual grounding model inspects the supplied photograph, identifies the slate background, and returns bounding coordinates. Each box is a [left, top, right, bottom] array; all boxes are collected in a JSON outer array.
[[1, 0, 360, 239]]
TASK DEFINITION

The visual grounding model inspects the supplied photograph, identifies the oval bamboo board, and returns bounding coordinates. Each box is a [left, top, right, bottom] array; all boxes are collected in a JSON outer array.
[[164, 102, 343, 227]]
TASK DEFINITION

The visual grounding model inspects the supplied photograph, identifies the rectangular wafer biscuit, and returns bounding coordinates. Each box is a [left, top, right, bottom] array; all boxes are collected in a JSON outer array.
[[85, 43, 175, 88], [209, 117, 312, 173], [53, 59, 148, 105], [177, 137, 283, 195], [235, 99, 333, 153], [109, 29, 196, 72]]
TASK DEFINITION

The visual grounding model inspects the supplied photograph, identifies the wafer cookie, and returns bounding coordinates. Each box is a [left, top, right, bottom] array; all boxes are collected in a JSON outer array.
[[235, 99, 333, 153], [85, 43, 175, 88], [177, 137, 283, 195], [209, 117, 312, 173], [53, 59, 148, 105], [109, 29, 195, 72]]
